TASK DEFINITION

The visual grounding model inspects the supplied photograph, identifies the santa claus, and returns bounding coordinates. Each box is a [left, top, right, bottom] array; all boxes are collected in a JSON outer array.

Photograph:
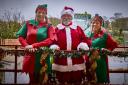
[[50, 6, 91, 84]]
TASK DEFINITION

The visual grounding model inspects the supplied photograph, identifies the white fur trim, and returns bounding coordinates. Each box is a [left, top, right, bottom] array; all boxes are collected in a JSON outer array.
[[65, 27, 72, 50], [25, 45, 33, 49], [57, 24, 65, 30], [52, 57, 85, 72], [67, 57, 72, 71], [77, 42, 89, 50], [57, 23, 77, 30], [52, 63, 85, 72], [70, 23, 77, 29], [50, 44, 60, 50]]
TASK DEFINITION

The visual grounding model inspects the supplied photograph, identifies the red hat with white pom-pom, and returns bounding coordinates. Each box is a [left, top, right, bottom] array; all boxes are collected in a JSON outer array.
[[61, 6, 74, 17]]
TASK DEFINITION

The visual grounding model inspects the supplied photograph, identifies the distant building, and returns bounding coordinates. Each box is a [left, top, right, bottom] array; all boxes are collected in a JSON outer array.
[[73, 13, 91, 31], [74, 13, 91, 20]]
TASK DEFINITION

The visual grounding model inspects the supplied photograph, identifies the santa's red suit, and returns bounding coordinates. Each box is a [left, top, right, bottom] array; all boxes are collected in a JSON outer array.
[[50, 22, 91, 83]]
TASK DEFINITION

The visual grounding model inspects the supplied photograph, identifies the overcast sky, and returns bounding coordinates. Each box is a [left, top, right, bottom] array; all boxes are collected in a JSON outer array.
[[0, 0, 128, 20]]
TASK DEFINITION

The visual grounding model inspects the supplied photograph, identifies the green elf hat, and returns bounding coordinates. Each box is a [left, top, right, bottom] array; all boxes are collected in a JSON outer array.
[[35, 4, 47, 13]]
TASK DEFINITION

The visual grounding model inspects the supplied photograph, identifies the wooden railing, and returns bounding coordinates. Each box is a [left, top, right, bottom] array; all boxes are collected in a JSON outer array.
[[0, 45, 128, 85], [0, 45, 26, 85]]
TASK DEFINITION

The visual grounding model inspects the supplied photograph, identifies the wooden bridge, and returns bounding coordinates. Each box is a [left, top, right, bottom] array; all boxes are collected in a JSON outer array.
[[0, 45, 128, 85]]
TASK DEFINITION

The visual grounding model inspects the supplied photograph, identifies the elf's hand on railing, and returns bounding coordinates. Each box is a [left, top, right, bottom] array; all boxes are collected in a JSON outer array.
[[25, 45, 37, 53], [101, 48, 111, 55]]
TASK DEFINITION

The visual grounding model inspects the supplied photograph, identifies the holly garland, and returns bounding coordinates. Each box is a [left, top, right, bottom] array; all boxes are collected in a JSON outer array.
[[0, 46, 128, 58], [37, 47, 128, 58], [38, 47, 89, 58]]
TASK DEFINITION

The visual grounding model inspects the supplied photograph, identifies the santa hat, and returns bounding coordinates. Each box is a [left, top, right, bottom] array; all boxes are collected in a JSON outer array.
[[61, 6, 74, 17]]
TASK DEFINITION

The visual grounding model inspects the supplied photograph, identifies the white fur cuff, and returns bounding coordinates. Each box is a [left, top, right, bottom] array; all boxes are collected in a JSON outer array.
[[25, 45, 33, 49], [77, 42, 89, 50], [50, 44, 60, 50]]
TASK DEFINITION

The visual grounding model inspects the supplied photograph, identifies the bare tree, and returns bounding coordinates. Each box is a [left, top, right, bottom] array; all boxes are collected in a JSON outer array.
[[0, 9, 24, 39]]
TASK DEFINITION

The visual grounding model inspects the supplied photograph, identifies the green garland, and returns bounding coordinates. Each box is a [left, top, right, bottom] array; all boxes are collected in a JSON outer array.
[[38, 47, 88, 58], [38, 47, 128, 58], [0, 46, 127, 58]]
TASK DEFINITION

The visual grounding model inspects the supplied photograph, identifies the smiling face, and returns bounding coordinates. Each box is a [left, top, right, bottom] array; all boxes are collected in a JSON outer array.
[[91, 16, 103, 34], [61, 14, 72, 26], [36, 9, 47, 22], [91, 20, 101, 33]]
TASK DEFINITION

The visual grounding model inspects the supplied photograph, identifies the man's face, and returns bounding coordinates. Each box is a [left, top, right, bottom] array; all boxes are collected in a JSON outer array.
[[61, 14, 72, 25], [36, 9, 47, 22]]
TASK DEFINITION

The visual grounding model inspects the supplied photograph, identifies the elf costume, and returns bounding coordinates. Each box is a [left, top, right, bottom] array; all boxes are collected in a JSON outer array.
[[87, 27, 118, 83], [16, 4, 56, 83]]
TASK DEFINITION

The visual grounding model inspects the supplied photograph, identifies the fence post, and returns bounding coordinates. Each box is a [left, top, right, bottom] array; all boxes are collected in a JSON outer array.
[[14, 45, 18, 84]]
